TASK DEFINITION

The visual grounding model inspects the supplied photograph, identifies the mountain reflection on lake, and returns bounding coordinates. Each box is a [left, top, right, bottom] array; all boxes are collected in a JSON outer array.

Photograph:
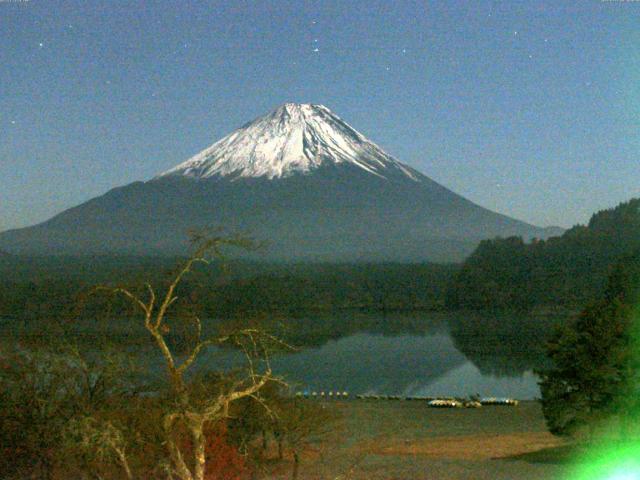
[[1, 311, 563, 400], [198, 312, 563, 400]]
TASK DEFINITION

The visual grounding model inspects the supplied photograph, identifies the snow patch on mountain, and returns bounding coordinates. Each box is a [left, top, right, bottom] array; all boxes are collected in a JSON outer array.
[[158, 103, 420, 181]]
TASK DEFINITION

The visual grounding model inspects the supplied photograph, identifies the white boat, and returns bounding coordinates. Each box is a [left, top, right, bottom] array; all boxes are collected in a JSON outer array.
[[480, 397, 519, 406], [428, 398, 462, 408]]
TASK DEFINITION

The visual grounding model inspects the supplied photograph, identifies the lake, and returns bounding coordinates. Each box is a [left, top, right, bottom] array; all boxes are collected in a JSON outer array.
[[192, 311, 562, 400], [0, 311, 564, 400], [270, 332, 542, 399]]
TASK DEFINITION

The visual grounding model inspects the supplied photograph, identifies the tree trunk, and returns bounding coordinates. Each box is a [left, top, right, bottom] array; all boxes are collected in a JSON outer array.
[[193, 424, 206, 480], [278, 437, 284, 460], [116, 448, 134, 480], [292, 451, 300, 480], [165, 432, 194, 480]]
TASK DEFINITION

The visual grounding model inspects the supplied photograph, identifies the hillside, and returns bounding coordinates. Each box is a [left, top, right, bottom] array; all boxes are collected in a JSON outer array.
[[446, 198, 640, 310]]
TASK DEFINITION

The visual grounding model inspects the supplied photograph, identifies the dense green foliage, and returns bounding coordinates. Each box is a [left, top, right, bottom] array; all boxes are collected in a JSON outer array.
[[0, 258, 457, 324], [206, 263, 456, 315], [538, 250, 640, 437], [446, 199, 640, 310]]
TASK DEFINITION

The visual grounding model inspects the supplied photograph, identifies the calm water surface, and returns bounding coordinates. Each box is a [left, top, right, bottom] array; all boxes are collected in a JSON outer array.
[[199, 312, 559, 400], [270, 331, 542, 399], [1, 311, 561, 400]]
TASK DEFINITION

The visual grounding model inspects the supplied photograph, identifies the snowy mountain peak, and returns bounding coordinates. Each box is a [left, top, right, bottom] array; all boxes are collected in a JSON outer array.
[[158, 103, 420, 181]]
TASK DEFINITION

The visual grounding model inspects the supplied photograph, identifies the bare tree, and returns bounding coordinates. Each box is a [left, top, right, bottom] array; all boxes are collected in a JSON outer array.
[[66, 416, 135, 480], [272, 398, 335, 480], [96, 235, 286, 480], [0, 344, 134, 480]]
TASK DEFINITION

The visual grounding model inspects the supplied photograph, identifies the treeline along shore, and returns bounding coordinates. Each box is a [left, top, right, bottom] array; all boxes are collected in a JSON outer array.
[[0, 258, 457, 324], [2, 198, 640, 332]]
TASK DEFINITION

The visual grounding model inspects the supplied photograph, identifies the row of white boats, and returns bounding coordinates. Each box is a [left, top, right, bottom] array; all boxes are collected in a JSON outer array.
[[294, 391, 519, 407], [426, 397, 519, 408]]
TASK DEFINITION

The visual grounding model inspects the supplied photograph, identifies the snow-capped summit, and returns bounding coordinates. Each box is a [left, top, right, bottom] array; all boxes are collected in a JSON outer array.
[[159, 103, 419, 181]]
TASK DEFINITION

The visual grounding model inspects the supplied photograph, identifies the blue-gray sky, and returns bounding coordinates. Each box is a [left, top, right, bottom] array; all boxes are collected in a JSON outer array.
[[1, 0, 638, 231]]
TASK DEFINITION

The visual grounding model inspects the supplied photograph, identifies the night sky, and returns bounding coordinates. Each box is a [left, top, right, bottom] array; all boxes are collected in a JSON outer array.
[[1, 0, 638, 231]]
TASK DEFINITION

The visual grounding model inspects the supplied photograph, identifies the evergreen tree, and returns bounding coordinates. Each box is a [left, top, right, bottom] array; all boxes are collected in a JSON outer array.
[[538, 251, 640, 437]]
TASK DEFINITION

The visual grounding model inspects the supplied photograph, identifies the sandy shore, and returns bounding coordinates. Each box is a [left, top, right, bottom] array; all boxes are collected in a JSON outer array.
[[263, 400, 571, 480]]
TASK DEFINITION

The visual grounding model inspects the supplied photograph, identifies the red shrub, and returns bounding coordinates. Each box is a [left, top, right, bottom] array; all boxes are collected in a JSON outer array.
[[203, 424, 247, 480], [176, 422, 247, 480]]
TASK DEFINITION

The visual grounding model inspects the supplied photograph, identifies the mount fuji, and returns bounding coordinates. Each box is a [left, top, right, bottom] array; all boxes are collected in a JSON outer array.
[[0, 103, 560, 262]]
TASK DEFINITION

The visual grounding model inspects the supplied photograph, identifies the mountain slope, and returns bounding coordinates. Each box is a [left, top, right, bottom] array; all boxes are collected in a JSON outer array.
[[0, 103, 558, 262]]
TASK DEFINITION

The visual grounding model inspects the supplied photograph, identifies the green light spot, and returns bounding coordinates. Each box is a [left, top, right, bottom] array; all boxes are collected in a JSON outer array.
[[607, 470, 640, 480], [570, 442, 640, 480]]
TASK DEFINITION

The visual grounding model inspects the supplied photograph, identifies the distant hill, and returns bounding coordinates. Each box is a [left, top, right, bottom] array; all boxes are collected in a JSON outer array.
[[446, 198, 640, 311], [0, 103, 557, 263]]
